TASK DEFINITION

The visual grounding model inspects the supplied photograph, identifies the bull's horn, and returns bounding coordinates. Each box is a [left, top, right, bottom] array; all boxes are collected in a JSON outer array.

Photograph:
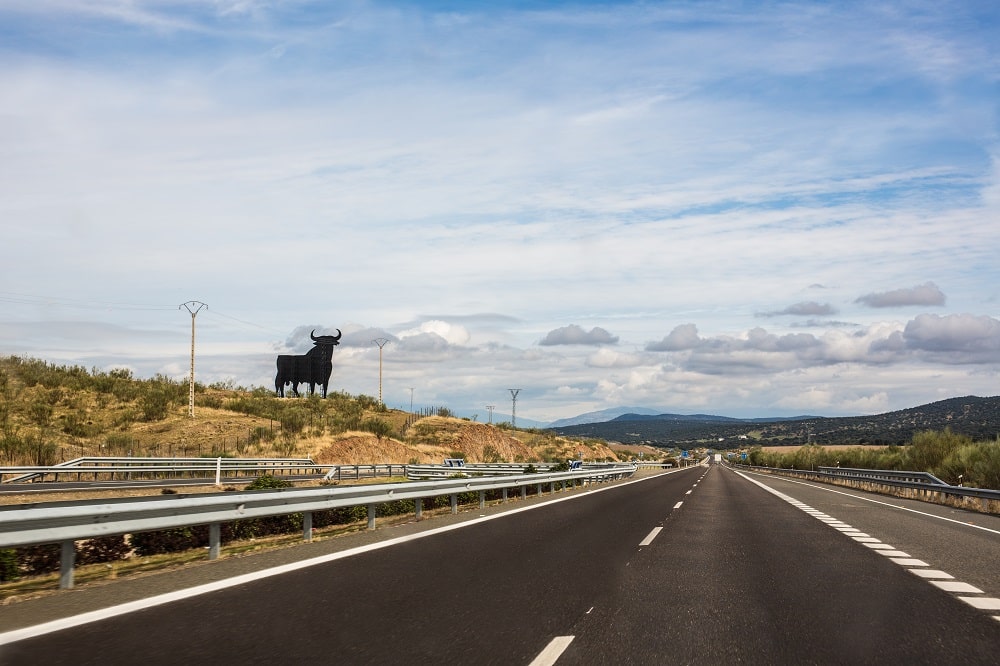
[[310, 329, 318, 341], [333, 329, 342, 341]]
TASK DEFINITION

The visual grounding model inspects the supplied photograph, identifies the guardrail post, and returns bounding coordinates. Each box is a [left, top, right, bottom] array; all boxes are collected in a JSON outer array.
[[209, 523, 221, 560], [537, 483, 543, 496], [303, 511, 313, 542], [59, 540, 75, 589], [415, 498, 423, 519], [521, 485, 527, 499], [367, 503, 376, 530], [502, 487, 508, 503], [479, 490, 486, 510], [450, 494, 458, 514]]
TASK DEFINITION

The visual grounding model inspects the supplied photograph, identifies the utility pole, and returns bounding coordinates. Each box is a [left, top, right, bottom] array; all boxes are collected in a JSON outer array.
[[408, 387, 415, 413], [508, 389, 520, 428], [372, 338, 389, 406], [179, 301, 207, 418], [486, 405, 495, 424]]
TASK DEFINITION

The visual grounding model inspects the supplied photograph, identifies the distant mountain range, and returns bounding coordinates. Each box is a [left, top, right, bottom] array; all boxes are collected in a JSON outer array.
[[548, 396, 1000, 448]]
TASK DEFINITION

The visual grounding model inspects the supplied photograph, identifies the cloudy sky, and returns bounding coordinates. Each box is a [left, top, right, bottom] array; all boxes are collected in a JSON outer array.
[[2, 1, 999, 424]]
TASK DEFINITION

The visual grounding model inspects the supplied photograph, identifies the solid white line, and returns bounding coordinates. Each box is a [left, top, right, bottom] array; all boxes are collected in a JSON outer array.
[[529, 636, 575, 666], [0, 470, 681, 646], [639, 527, 663, 547]]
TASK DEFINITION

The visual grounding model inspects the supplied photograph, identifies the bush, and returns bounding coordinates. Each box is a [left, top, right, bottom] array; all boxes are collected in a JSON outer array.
[[131, 527, 207, 556], [0, 549, 18, 582], [77, 536, 130, 566], [16, 544, 61, 576]]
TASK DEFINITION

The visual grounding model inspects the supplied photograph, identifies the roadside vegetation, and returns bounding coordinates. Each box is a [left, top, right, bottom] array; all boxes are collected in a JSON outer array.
[[744, 430, 1000, 489]]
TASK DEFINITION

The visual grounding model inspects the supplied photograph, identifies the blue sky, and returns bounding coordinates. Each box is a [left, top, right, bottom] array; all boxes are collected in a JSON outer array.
[[1, 1, 998, 424]]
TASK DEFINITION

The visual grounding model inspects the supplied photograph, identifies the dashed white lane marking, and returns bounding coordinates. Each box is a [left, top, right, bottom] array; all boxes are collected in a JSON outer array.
[[673, 501, 683, 509], [958, 597, 1000, 610], [909, 570, 954, 579], [932, 581, 983, 593], [530, 636, 575, 666], [733, 469, 1000, 623], [639, 527, 663, 547]]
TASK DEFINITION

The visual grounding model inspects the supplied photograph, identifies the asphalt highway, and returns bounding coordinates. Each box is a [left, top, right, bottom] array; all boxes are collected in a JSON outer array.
[[1, 465, 997, 664]]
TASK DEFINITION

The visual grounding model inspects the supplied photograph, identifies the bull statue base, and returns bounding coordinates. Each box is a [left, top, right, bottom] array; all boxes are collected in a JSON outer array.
[[275, 329, 341, 398]]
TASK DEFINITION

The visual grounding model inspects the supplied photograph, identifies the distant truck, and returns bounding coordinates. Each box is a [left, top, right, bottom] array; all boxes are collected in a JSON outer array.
[[713, 454, 722, 463]]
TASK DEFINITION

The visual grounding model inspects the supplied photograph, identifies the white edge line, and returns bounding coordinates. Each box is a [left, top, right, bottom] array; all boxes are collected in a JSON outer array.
[[529, 636, 575, 666], [0, 470, 683, 645]]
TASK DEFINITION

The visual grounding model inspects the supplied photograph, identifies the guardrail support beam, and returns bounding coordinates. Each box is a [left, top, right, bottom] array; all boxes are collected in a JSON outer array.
[[59, 540, 75, 589], [367, 504, 376, 530], [450, 494, 458, 514], [415, 498, 423, 519], [209, 523, 221, 560], [303, 511, 313, 542], [479, 490, 485, 510]]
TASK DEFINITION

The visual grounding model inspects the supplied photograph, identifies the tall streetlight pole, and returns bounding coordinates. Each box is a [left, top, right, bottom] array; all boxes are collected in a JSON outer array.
[[508, 389, 521, 428], [372, 338, 389, 406], [408, 387, 415, 413], [179, 301, 207, 418]]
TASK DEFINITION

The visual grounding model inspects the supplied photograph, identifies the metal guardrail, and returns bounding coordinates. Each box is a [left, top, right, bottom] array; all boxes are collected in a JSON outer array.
[[404, 462, 627, 480], [0, 464, 639, 589], [1, 458, 408, 485], [816, 466, 947, 486], [736, 464, 1000, 503]]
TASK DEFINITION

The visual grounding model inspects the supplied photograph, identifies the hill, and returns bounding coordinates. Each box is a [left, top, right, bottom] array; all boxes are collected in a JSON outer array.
[[0, 355, 625, 466], [550, 396, 1000, 448]]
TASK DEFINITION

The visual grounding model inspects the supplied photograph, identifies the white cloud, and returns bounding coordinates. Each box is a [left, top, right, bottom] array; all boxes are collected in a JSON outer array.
[[1, 1, 998, 422]]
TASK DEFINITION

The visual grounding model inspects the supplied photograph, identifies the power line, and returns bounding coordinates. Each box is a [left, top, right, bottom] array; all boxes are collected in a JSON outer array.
[[0, 291, 176, 311]]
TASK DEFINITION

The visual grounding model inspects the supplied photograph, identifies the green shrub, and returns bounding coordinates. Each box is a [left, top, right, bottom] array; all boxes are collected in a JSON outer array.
[[0, 549, 18, 582]]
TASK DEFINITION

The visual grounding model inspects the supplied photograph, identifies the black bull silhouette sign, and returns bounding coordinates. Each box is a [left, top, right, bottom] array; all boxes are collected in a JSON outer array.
[[275, 329, 341, 397]]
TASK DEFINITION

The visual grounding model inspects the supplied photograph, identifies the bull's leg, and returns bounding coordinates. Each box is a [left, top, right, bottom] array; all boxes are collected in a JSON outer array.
[[321, 383, 328, 398], [291, 383, 300, 397], [275, 380, 283, 397]]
